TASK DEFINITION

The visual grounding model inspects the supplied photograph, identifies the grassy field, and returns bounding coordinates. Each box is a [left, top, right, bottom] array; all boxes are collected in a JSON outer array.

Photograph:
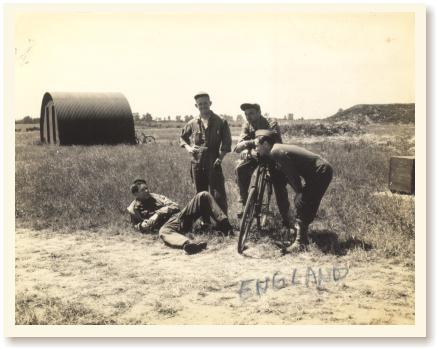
[[15, 122, 415, 325]]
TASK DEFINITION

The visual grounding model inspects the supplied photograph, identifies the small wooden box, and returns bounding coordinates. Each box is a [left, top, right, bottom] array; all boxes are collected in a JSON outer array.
[[389, 156, 415, 194]]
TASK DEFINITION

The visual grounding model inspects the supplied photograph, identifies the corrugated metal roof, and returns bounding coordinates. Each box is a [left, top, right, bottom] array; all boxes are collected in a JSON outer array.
[[40, 92, 136, 145], [42, 92, 133, 121]]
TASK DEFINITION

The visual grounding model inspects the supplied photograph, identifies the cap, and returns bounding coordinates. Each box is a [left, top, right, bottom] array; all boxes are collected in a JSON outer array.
[[240, 103, 260, 111], [194, 91, 210, 100], [255, 129, 278, 139]]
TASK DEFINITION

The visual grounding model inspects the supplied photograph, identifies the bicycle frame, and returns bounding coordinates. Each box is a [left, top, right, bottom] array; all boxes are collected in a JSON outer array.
[[238, 155, 273, 253], [253, 160, 272, 230]]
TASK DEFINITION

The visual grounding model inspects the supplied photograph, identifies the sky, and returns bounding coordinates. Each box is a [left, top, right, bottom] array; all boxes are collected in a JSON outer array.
[[13, 9, 415, 120]]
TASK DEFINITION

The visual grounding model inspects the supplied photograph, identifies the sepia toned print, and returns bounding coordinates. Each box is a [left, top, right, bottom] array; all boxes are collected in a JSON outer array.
[[5, 3, 426, 337]]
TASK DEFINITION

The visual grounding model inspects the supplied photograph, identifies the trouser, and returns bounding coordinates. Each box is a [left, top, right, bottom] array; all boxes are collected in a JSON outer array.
[[191, 161, 228, 215], [235, 158, 291, 226], [158, 191, 228, 248], [294, 160, 333, 226]]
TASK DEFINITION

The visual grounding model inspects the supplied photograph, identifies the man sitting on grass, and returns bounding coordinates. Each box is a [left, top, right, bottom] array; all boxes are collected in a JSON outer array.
[[127, 179, 234, 255], [254, 130, 333, 252]]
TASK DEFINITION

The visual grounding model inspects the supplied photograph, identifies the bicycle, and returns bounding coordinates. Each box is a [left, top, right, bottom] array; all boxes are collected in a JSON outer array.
[[237, 154, 271, 253], [238, 154, 294, 254], [135, 131, 156, 144]]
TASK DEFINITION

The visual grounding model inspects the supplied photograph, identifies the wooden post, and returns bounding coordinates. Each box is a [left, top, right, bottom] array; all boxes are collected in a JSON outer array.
[[389, 156, 415, 194]]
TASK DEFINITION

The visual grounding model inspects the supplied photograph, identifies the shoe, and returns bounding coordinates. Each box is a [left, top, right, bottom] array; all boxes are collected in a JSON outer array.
[[274, 226, 293, 249], [289, 222, 309, 252], [183, 241, 207, 255], [217, 219, 235, 236], [224, 228, 235, 237]]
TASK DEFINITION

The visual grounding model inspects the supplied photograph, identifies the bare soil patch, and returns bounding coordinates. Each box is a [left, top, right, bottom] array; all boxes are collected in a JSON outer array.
[[15, 228, 414, 325]]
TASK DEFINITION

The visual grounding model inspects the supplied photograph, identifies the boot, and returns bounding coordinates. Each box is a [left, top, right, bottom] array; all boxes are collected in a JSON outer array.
[[275, 225, 294, 250], [183, 241, 207, 255], [217, 219, 235, 237], [290, 221, 309, 252]]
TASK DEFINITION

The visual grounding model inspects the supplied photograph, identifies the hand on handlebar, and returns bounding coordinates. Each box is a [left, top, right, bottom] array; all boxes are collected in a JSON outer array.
[[240, 148, 259, 160]]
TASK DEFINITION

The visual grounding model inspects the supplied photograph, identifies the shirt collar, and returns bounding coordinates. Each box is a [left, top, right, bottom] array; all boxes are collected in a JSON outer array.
[[198, 110, 213, 121]]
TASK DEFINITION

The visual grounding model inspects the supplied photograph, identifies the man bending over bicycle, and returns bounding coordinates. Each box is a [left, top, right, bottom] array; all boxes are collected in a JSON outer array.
[[234, 103, 290, 229], [254, 130, 333, 251]]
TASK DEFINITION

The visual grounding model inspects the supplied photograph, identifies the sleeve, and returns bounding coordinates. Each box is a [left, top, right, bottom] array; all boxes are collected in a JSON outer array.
[[220, 120, 232, 153], [271, 150, 302, 193], [233, 122, 251, 152], [285, 170, 303, 194], [154, 194, 180, 217], [238, 122, 251, 143], [179, 122, 193, 148], [127, 200, 144, 225]]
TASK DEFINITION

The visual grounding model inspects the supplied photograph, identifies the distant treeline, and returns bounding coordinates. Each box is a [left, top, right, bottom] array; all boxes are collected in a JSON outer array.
[[134, 119, 243, 128], [16, 103, 415, 126], [16, 116, 40, 124]]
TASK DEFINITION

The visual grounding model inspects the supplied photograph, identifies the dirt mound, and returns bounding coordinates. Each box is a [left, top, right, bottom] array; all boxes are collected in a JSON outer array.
[[326, 104, 415, 124]]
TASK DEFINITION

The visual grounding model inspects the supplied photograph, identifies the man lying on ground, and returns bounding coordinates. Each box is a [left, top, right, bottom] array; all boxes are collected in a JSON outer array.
[[254, 130, 333, 252], [127, 179, 234, 255]]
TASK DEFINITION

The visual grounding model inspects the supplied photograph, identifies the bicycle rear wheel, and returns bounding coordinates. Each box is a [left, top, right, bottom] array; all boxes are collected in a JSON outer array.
[[238, 187, 257, 254]]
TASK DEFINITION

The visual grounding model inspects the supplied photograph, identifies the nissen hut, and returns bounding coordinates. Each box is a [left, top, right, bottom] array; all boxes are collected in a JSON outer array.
[[40, 92, 136, 145]]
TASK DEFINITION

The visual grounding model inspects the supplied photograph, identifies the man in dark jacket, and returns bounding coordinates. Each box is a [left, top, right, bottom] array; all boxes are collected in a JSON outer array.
[[234, 103, 290, 228], [180, 92, 232, 215], [254, 130, 333, 251], [127, 179, 233, 255]]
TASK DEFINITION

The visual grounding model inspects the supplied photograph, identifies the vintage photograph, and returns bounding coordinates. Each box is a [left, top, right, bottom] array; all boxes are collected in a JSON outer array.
[[5, 3, 425, 336]]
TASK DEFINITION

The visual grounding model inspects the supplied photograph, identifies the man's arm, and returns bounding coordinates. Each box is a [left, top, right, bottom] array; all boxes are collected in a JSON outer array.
[[154, 194, 180, 215], [147, 194, 180, 227], [179, 122, 198, 154], [271, 151, 303, 194], [233, 122, 254, 153], [234, 139, 256, 153], [215, 120, 232, 166], [127, 200, 144, 225], [286, 171, 303, 194]]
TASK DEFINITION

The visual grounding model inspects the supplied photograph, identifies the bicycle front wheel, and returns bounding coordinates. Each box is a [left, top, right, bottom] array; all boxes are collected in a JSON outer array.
[[260, 181, 272, 229], [238, 187, 257, 254]]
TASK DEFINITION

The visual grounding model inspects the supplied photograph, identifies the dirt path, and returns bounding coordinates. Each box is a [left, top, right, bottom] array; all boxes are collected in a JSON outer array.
[[15, 228, 415, 325]]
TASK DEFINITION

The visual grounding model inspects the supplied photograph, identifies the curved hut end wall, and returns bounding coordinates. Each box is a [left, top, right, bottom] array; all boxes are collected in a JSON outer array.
[[42, 100, 59, 145]]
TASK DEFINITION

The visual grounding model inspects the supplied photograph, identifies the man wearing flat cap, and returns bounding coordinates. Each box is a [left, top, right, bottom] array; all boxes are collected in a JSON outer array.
[[180, 92, 232, 215], [234, 103, 290, 227], [254, 130, 333, 251]]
